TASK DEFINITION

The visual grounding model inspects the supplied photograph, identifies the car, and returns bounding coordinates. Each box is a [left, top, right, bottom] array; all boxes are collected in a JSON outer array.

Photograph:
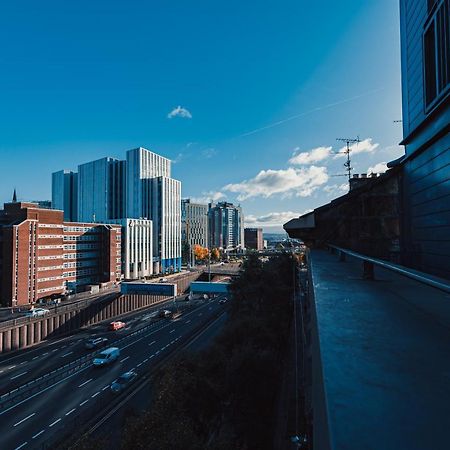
[[110, 370, 138, 393], [158, 309, 173, 318], [203, 294, 209, 300], [93, 347, 120, 367], [159, 277, 168, 283], [24, 308, 50, 317], [109, 321, 126, 331], [85, 336, 109, 350], [219, 298, 227, 304]]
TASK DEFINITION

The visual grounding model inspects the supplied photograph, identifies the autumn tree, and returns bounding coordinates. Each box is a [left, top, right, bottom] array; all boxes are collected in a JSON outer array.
[[210, 247, 221, 262], [194, 244, 209, 261]]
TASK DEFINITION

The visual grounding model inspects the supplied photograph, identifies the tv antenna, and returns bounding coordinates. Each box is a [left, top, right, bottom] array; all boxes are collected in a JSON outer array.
[[335, 136, 360, 187]]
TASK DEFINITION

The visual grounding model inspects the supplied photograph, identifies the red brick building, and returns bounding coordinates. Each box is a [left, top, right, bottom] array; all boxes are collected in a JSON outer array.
[[0, 202, 121, 307]]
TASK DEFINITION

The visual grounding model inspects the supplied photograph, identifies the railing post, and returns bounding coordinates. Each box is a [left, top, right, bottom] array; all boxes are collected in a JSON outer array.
[[362, 261, 374, 280]]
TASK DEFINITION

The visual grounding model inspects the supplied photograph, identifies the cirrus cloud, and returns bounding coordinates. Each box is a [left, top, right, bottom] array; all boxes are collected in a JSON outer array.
[[223, 166, 328, 201], [167, 106, 192, 119], [289, 146, 332, 165]]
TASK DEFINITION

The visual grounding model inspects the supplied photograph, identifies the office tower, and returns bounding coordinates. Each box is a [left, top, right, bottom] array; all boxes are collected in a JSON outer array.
[[52, 170, 78, 221], [77, 157, 126, 223], [244, 228, 263, 251], [208, 202, 244, 251], [181, 199, 208, 264]]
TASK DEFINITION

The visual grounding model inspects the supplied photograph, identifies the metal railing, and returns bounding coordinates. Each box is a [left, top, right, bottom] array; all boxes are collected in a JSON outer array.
[[328, 244, 450, 294]]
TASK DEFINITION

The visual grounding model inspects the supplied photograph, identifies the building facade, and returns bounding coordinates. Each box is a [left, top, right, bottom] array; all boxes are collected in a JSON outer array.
[[77, 157, 126, 223], [181, 199, 208, 264], [112, 218, 153, 280], [0, 201, 121, 307], [52, 170, 78, 222], [244, 228, 263, 251], [208, 202, 244, 251], [399, 0, 450, 278]]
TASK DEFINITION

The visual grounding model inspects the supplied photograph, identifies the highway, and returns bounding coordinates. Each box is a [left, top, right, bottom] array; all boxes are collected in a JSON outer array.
[[0, 295, 227, 450]]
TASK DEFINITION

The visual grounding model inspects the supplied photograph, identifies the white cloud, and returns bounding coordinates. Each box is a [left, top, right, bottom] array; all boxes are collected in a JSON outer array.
[[167, 106, 192, 119], [245, 210, 312, 228], [334, 138, 379, 158], [223, 166, 328, 201], [289, 146, 332, 165], [367, 162, 388, 174], [323, 183, 348, 195], [190, 191, 226, 204]]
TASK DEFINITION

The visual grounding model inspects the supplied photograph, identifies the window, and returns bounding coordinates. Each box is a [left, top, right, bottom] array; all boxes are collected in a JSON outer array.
[[424, 0, 450, 109]]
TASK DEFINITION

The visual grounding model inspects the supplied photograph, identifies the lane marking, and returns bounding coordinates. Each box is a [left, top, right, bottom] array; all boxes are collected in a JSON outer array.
[[78, 378, 92, 388], [137, 363, 142, 367], [32, 356, 39, 360], [14, 413, 36, 427], [49, 418, 61, 427], [51, 349, 58, 353], [120, 356, 130, 363], [11, 371, 28, 380], [198, 313, 203, 316], [43, 352, 48, 356], [102, 386, 109, 391], [91, 392, 100, 398], [185, 320, 191, 324], [143, 358, 148, 363], [79, 400, 89, 406], [65, 408, 76, 416], [14, 442, 28, 450], [61, 351, 73, 358], [32, 430, 46, 439], [149, 340, 156, 346], [8, 365, 17, 370], [169, 329, 175, 334]]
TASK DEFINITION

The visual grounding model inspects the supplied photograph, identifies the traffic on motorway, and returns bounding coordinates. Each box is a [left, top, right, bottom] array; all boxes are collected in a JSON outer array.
[[0, 293, 228, 450]]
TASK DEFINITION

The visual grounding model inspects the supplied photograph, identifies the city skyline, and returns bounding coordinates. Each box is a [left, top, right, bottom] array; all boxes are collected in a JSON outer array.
[[0, 0, 403, 232]]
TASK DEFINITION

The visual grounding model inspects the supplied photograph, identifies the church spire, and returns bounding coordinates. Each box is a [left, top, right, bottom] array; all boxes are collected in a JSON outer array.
[[12, 188, 17, 203]]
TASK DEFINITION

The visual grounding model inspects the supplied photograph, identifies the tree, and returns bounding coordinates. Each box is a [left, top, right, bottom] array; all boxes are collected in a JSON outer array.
[[194, 244, 209, 261], [182, 242, 191, 265], [211, 248, 220, 262]]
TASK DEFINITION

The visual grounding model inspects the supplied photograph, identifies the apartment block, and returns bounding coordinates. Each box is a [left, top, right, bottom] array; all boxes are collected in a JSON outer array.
[[208, 202, 244, 251], [0, 201, 121, 307], [244, 228, 263, 251], [181, 199, 208, 264]]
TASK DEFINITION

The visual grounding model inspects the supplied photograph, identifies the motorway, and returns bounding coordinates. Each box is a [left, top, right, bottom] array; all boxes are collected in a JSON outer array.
[[0, 295, 227, 450]]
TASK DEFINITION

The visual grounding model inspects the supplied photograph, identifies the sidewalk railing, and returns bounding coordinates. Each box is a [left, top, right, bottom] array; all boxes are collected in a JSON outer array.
[[327, 244, 450, 294]]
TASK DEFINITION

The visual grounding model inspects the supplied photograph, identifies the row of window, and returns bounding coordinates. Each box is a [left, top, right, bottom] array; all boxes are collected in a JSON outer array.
[[64, 235, 99, 241], [37, 285, 64, 294], [37, 265, 63, 272]]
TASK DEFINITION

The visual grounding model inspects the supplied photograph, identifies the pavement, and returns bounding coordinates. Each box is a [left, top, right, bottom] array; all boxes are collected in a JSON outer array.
[[0, 295, 227, 450], [309, 249, 450, 450]]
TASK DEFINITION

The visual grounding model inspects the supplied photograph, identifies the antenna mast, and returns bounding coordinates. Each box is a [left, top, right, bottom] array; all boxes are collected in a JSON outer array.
[[336, 137, 360, 187]]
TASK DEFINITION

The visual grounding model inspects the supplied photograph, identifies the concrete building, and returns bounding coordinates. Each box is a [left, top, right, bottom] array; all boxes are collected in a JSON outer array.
[[398, 0, 450, 279], [244, 228, 264, 251], [0, 201, 121, 307], [208, 202, 244, 251], [181, 199, 208, 264], [77, 157, 126, 223], [113, 218, 153, 280], [51, 170, 78, 222]]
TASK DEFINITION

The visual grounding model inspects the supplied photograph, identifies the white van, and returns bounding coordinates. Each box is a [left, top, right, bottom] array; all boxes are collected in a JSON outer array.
[[93, 347, 120, 367]]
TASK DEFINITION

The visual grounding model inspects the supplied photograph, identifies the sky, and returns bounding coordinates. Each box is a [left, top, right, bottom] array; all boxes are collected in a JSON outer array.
[[0, 0, 404, 233]]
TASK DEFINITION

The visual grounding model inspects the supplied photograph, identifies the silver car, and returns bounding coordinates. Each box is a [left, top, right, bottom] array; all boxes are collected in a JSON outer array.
[[25, 308, 50, 317]]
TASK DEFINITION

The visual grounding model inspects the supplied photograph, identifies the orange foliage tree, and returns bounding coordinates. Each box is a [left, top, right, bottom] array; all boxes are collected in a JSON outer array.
[[194, 244, 209, 261]]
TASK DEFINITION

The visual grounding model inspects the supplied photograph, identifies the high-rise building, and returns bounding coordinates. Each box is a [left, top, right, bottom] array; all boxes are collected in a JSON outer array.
[[52, 170, 78, 221], [77, 157, 126, 223], [52, 147, 181, 274], [399, 0, 450, 278], [208, 202, 244, 251], [181, 199, 208, 264], [244, 228, 263, 251], [0, 201, 121, 307]]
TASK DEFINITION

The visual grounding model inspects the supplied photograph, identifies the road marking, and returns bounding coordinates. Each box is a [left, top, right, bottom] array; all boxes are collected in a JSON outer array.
[[61, 351, 73, 358], [32, 430, 46, 439], [102, 385, 109, 391], [51, 349, 58, 352], [49, 418, 61, 427], [14, 413, 36, 427], [143, 358, 148, 363], [156, 350, 160, 355], [198, 313, 203, 316], [79, 400, 89, 406], [32, 356, 39, 360], [91, 392, 100, 398], [137, 363, 142, 367], [43, 352, 48, 356], [149, 340, 156, 346], [65, 408, 76, 416], [150, 354, 154, 358], [169, 329, 175, 334], [185, 320, 191, 324], [120, 356, 130, 363], [8, 365, 17, 370], [121, 336, 143, 350], [14, 442, 28, 450], [78, 378, 92, 388], [19, 361, 27, 365], [11, 371, 28, 380]]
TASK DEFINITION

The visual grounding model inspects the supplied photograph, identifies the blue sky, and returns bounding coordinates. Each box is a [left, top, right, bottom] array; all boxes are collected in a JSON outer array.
[[0, 0, 403, 232]]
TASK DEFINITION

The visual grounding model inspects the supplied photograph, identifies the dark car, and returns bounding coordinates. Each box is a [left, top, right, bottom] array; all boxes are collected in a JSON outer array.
[[85, 336, 109, 350], [219, 297, 228, 304], [111, 371, 137, 393], [158, 309, 173, 318]]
